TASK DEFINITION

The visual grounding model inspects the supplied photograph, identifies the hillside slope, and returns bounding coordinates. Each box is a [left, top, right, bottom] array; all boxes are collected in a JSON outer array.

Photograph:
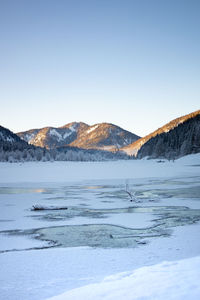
[[70, 123, 140, 151], [138, 111, 200, 159], [0, 125, 31, 151], [122, 110, 200, 158]]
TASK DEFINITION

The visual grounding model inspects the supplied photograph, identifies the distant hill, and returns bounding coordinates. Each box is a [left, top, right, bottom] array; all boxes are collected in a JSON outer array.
[[17, 122, 140, 151], [69, 123, 140, 151], [17, 122, 89, 149], [122, 110, 200, 159], [2, 110, 200, 161], [0, 124, 130, 162], [0, 125, 31, 151]]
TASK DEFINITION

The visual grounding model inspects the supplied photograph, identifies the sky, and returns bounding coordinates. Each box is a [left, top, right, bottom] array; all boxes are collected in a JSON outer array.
[[0, 0, 199, 137]]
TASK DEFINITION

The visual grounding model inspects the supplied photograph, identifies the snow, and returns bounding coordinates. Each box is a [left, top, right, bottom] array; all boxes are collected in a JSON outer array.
[[101, 145, 117, 151], [49, 125, 77, 140], [48, 255, 200, 300], [49, 129, 63, 141], [69, 124, 76, 132], [0, 154, 199, 183], [34, 132, 46, 142], [49, 126, 77, 140], [63, 131, 72, 139], [87, 124, 99, 134], [0, 132, 14, 143], [0, 234, 47, 252], [123, 147, 138, 156], [0, 153, 200, 300], [26, 133, 36, 143], [1, 222, 200, 300]]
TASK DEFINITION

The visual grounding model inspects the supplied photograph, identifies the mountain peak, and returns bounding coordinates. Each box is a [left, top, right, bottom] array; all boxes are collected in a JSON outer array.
[[60, 121, 89, 129], [17, 122, 140, 151]]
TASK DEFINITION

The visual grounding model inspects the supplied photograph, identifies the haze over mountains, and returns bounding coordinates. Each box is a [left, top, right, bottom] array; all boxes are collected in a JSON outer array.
[[17, 122, 140, 151], [1, 109, 200, 161]]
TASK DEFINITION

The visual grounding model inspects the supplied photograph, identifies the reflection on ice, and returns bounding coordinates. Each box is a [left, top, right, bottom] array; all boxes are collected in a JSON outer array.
[[0, 187, 51, 194]]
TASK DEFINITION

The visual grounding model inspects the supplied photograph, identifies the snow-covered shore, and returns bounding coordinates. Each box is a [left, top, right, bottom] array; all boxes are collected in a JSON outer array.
[[48, 255, 200, 300], [0, 154, 200, 183]]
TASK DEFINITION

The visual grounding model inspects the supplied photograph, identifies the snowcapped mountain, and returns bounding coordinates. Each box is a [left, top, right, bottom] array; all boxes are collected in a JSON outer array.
[[0, 125, 30, 151], [2, 110, 200, 161], [70, 123, 140, 151], [17, 122, 140, 151], [0, 123, 131, 162], [17, 122, 89, 149], [122, 109, 200, 159]]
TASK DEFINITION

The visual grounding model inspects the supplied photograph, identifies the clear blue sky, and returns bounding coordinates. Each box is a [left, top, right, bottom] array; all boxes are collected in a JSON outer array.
[[0, 0, 199, 136]]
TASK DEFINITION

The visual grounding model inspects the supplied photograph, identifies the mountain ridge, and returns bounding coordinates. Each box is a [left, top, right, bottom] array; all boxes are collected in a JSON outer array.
[[2, 109, 199, 161], [17, 122, 140, 151], [137, 110, 200, 159], [122, 109, 200, 157], [0, 125, 130, 162]]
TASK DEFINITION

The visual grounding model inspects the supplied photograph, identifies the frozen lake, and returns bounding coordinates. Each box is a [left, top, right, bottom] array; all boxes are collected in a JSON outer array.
[[0, 155, 200, 299]]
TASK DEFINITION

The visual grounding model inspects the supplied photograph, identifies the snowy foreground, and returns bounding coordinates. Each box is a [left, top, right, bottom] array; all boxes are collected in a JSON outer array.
[[0, 154, 200, 300], [49, 256, 200, 300]]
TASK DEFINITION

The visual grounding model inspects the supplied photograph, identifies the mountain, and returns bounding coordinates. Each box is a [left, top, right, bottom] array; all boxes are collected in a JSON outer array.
[[122, 110, 200, 159], [17, 122, 140, 151], [0, 124, 129, 162], [69, 123, 140, 151], [3, 110, 200, 162], [17, 122, 89, 149], [0, 125, 31, 151]]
